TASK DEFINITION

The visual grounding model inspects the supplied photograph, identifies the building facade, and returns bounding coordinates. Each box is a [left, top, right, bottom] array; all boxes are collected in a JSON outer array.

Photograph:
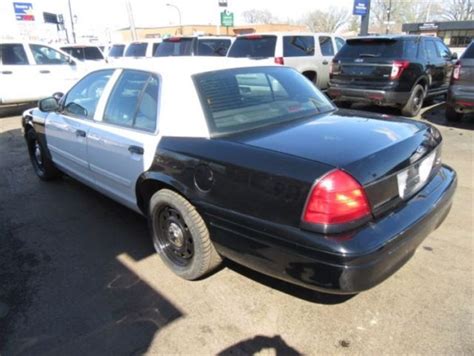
[[402, 21, 474, 49]]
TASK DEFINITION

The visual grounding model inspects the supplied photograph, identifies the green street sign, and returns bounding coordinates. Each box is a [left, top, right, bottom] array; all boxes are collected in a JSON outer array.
[[221, 11, 233, 27]]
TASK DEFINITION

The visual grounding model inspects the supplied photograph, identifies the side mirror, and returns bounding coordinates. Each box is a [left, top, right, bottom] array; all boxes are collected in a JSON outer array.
[[52, 92, 64, 101], [451, 52, 458, 60], [39, 97, 59, 113]]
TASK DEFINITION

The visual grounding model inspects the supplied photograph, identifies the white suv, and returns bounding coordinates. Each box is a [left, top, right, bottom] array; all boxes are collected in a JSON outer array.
[[0, 41, 84, 106], [227, 32, 345, 89]]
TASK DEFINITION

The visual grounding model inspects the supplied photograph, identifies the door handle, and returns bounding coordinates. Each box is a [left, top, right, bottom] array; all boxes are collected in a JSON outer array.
[[128, 145, 144, 155], [39, 70, 51, 74], [1, 71, 13, 74], [75, 129, 86, 137], [322, 60, 329, 65]]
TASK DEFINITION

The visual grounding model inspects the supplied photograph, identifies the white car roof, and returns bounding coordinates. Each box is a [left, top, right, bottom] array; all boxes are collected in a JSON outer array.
[[236, 32, 340, 37]]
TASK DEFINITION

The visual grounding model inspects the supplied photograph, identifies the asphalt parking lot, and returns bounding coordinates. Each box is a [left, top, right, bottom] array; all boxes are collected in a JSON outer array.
[[0, 104, 472, 355]]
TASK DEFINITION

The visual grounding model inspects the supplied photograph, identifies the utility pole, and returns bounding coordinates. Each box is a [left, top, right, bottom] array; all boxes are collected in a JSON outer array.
[[126, 0, 138, 41], [360, 0, 371, 36], [67, 0, 76, 43]]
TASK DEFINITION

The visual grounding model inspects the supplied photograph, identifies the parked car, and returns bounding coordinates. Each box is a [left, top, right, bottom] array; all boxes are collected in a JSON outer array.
[[60, 44, 106, 63], [154, 36, 233, 57], [227, 32, 345, 89], [446, 41, 474, 121], [0, 41, 84, 106], [124, 40, 163, 58], [22, 57, 456, 294], [328, 35, 457, 117]]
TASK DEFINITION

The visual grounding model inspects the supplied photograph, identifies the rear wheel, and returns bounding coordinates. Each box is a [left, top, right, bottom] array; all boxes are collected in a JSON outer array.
[[26, 129, 60, 180], [401, 84, 425, 117], [149, 189, 222, 280], [446, 105, 463, 122]]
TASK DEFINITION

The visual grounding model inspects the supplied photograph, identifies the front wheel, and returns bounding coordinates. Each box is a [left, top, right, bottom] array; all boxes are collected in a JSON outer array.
[[149, 189, 222, 280], [26, 129, 60, 180], [401, 84, 425, 117]]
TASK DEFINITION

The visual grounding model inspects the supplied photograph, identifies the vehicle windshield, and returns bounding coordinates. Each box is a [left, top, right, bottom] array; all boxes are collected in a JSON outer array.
[[196, 39, 231, 56], [462, 43, 474, 58], [337, 39, 403, 58], [125, 43, 147, 57], [227, 35, 277, 58], [194, 66, 334, 136], [154, 38, 194, 56], [109, 44, 125, 57]]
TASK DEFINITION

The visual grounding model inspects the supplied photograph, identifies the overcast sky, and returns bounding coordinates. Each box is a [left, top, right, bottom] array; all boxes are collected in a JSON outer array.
[[0, 0, 354, 38]]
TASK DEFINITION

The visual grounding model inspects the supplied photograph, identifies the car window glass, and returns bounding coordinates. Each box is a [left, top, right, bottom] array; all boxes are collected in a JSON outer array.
[[83, 47, 104, 60], [319, 36, 335, 56], [462, 43, 474, 58], [283, 36, 315, 57], [435, 41, 451, 60], [109, 44, 125, 57], [403, 40, 418, 59], [227, 36, 277, 58], [0, 44, 28, 65], [335, 37, 345, 51], [30, 44, 69, 65], [195, 67, 334, 136], [197, 39, 231, 56], [104, 70, 159, 132], [424, 40, 439, 60], [152, 43, 160, 55], [125, 43, 148, 57], [155, 38, 194, 56], [62, 69, 114, 119], [62, 47, 84, 60]]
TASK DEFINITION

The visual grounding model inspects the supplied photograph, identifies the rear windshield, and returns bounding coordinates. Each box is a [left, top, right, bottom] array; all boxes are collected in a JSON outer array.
[[83, 47, 104, 60], [227, 35, 277, 58], [154, 38, 194, 56], [337, 39, 404, 59], [194, 67, 334, 136], [197, 39, 231, 56], [125, 43, 147, 57], [109, 44, 125, 57], [462, 43, 474, 58]]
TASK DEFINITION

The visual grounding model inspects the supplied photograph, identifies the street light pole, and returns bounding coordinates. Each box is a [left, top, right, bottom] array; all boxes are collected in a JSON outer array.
[[126, 0, 138, 41], [166, 3, 182, 35], [67, 0, 76, 43]]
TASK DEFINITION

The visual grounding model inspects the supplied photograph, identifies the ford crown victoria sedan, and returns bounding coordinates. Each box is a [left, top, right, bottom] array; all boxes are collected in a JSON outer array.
[[22, 58, 456, 294]]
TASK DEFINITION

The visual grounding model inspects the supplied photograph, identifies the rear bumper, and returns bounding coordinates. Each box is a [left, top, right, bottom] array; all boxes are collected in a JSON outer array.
[[448, 86, 474, 114], [328, 85, 410, 106], [201, 165, 457, 294]]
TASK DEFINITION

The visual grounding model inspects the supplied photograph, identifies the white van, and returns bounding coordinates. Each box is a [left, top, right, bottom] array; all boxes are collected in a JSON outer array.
[[227, 32, 345, 89], [0, 41, 85, 106]]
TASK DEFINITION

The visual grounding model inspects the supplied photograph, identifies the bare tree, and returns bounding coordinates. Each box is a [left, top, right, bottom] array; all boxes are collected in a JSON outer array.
[[441, 0, 473, 21], [242, 9, 278, 24], [303, 7, 350, 33]]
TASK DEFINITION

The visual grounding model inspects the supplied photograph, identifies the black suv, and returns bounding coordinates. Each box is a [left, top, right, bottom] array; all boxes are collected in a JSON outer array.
[[328, 35, 457, 116], [446, 41, 474, 121]]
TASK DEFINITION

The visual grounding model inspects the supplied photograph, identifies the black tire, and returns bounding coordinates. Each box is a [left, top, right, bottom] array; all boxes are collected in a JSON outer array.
[[401, 84, 425, 117], [149, 189, 222, 280], [336, 101, 352, 109], [446, 105, 463, 122], [26, 129, 60, 180]]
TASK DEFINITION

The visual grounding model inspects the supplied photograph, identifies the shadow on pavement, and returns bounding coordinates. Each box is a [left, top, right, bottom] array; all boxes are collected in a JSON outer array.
[[218, 335, 301, 356], [0, 128, 183, 355], [421, 103, 474, 129], [224, 260, 355, 305]]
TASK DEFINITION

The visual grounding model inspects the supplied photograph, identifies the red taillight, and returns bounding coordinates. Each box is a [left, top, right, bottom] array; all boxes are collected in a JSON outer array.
[[274, 56, 284, 65], [390, 60, 410, 80], [303, 169, 371, 226], [452, 61, 461, 81]]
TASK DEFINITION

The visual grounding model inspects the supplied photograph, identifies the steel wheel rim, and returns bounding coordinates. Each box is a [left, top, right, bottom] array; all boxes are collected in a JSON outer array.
[[413, 89, 423, 112], [34, 142, 43, 166], [154, 206, 193, 266]]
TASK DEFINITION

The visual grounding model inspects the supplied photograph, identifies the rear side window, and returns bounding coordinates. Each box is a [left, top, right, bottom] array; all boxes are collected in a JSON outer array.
[[336, 39, 403, 59], [83, 47, 104, 60], [155, 38, 194, 56], [319, 36, 334, 56], [197, 39, 231, 56], [434, 41, 451, 60], [227, 36, 277, 58], [283, 36, 315, 57], [403, 40, 419, 59], [194, 67, 334, 136], [103, 70, 159, 132], [462, 43, 474, 58], [109, 44, 125, 57], [0, 44, 28, 65], [125, 43, 147, 57]]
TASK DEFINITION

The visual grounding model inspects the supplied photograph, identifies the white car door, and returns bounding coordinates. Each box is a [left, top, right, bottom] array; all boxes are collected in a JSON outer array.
[[315, 35, 336, 89], [28, 44, 83, 95], [86, 69, 161, 211], [0, 43, 41, 104], [45, 69, 115, 183]]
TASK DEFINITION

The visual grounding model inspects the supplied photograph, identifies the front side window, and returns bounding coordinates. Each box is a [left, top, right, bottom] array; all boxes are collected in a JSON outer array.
[[62, 70, 114, 119], [103, 70, 159, 132], [194, 67, 334, 136], [0, 44, 28, 65], [283, 36, 315, 57], [319, 36, 335, 56], [125, 43, 148, 57], [30, 44, 69, 65]]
